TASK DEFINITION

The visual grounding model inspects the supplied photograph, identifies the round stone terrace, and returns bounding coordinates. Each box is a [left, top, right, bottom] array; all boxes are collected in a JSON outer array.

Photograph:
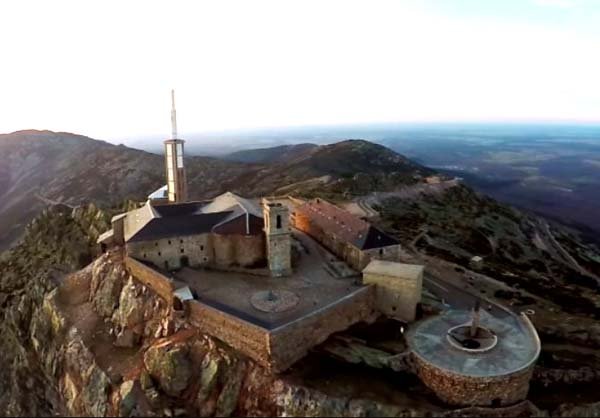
[[407, 309, 539, 378]]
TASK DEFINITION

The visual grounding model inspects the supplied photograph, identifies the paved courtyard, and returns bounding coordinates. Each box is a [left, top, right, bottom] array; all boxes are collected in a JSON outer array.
[[173, 229, 364, 329]]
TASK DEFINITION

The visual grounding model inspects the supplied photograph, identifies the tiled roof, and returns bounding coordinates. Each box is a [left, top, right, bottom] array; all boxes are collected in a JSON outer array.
[[294, 198, 399, 250]]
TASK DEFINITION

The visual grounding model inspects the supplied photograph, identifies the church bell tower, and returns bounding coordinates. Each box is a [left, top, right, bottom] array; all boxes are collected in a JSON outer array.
[[164, 90, 188, 203]]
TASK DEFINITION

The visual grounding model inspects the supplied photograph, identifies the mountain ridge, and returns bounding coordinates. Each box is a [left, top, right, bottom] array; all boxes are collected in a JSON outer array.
[[0, 131, 430, 249]]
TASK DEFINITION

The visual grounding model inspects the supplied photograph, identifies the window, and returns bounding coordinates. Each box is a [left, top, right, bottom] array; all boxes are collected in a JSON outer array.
[[276, 214, 282, 229], [168, 240, 171, 245], [180, 239, 183, 244], [158, 251, 161, 256], [180, 249, 184, 254], [200, 245, 204, 251], [155, 242, 158, 247], [379, 248, 384, 256]]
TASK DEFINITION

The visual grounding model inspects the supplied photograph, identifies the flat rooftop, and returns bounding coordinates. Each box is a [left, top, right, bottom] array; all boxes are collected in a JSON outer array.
[[172, 228, 363, 330], [407, 310, 540, 377]]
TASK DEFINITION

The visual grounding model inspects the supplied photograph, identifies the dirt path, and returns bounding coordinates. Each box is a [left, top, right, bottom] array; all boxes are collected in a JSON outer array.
[[540, 219, 598, 280], [349, 179, 460, 218]]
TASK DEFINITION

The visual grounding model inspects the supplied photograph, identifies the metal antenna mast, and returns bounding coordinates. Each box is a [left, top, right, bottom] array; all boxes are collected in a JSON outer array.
[[171, 89, 178, 139]]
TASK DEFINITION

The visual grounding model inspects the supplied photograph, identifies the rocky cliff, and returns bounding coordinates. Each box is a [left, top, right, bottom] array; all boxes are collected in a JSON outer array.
[[1, 206, 599, 417]]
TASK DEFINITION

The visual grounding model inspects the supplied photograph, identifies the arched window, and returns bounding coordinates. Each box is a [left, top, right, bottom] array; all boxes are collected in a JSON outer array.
[[276, 214, 282, 229]]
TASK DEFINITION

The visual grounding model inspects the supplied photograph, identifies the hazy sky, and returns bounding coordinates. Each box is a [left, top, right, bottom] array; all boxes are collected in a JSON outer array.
[[1, 0, 599, 142]]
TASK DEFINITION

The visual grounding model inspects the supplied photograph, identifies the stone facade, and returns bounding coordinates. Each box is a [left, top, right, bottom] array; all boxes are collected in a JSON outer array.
[[360, 244, 405, 271], [188, 300, 272, 368], [262, 200, 292, 277], [126, 232, 265, 271], [412, 353, 535, 407], [362, 260, 423, 322], [269, 286, 378, 372]]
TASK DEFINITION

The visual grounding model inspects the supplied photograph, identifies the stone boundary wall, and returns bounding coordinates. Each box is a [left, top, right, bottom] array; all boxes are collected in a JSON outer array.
[[125, 255, 379, 373], [412, 353, 534, 407], [124, 257, 174, 302], [188, 301, 271, 368], [269, 285, 377, 372], [519, 312, 542, 369]]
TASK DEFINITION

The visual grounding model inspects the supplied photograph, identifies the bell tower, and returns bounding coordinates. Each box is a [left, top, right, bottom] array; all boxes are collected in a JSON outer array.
[[262, 199, 292, 277], [164, 90, 188, 203]]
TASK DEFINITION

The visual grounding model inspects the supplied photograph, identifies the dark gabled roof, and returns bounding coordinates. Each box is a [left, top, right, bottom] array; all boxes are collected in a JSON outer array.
[[213, 214, 264, 235], [357, 225, 400, 250], [128, 211, 232, 242], [152, 201, 207, 217]]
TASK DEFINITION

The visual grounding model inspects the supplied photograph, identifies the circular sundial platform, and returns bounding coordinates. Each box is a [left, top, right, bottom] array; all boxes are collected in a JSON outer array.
[[250, 289, 300, 313], [447, 324, 498, 353]]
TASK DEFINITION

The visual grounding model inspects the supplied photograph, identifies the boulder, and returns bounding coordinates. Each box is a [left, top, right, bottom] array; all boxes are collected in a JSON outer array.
[[114, 328, 138, 348], [119, 380, 137, 417], [143, 344, 192, 397]]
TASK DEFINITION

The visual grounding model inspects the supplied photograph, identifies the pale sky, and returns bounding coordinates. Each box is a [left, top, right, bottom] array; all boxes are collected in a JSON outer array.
[[1, 0, 599, 142]]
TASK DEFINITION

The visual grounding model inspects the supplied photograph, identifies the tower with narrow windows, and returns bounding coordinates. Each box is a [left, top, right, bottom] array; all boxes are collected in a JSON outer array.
[[262, 198, 292, 277], [164, 90, 188, 203]]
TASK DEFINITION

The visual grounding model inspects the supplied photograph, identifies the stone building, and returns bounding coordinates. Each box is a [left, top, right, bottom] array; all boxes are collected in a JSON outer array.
[[97, 91, 293, 277], [362, 259, 423, 322], [112, 192, 272, 272], [262, 198, 292, 277], [291, 198, 403, 271]]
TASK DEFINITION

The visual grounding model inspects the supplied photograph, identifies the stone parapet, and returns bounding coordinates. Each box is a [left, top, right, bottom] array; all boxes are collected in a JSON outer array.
[[269, 286, 377, 372], [124, 257, 174, 303]]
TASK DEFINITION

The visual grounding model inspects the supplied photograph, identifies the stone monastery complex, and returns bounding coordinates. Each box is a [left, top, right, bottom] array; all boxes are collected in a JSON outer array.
[[98, 91, 541, 408]]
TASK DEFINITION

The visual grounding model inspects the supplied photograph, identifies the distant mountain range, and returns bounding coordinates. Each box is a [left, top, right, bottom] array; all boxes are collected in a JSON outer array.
[[0, 130, 431, 249]]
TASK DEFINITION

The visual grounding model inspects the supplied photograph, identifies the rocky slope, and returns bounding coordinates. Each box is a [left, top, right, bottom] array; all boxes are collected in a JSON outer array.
[[0, 130, 256, 250], [2, 207, 600, 417], [223, 143, 318, 164]]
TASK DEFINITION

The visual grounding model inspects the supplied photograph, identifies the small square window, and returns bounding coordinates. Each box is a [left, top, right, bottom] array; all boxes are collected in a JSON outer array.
[[180, 249, 184, 254]]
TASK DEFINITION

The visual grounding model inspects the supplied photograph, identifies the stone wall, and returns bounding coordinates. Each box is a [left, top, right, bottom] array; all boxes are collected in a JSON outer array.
[[269, 286, 378, 373], [362, 263, 422, 322], [412, 353, 535, 407], [127, 234, 214, 270], [188, 301, 271, 368], [233, 234, 265, 267], [127, 233, 265, 271], [124, 257, 174, 303], [265, 233, 291, 276], [362, 244, 404, 270]]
